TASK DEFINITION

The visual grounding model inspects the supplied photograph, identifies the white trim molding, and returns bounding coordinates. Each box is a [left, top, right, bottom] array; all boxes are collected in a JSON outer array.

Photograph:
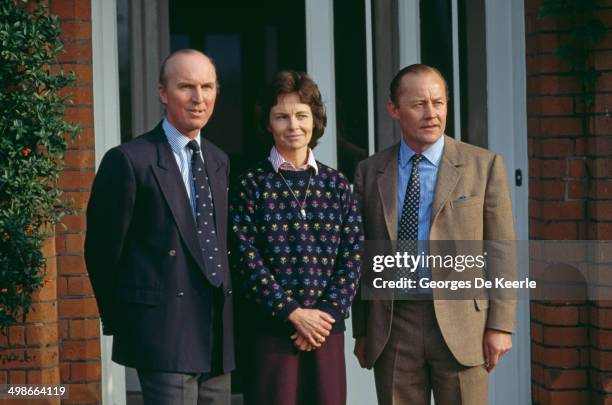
[[91, 0, 125, 404], [92, 0, 122, 166]]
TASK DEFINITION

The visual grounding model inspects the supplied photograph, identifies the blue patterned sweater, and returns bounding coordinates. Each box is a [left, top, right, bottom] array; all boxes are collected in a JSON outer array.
[[230, 160, 363, 334]]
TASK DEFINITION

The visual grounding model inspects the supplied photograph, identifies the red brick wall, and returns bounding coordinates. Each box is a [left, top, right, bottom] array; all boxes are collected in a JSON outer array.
[[1, 1, 101, 404], [0, 235, 61, 405], [526, 0, 612, 403], [50, 1, 101, 403]]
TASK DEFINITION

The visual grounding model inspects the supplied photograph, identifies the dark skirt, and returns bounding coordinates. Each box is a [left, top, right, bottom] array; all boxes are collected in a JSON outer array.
[[242, 333, 347, 405]]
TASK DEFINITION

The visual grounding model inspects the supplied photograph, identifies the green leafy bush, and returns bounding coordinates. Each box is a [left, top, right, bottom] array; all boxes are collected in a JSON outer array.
[[0, 0, 78, 330]]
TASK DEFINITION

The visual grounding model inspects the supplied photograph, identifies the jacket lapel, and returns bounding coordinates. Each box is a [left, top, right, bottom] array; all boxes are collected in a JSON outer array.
[[377, 145, 400, 240], [431, 136, 463, 224], [150, 127, 208, 275]]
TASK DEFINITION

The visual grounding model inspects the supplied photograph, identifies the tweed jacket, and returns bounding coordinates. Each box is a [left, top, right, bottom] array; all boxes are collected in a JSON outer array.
[[351, 135, 516, 367]]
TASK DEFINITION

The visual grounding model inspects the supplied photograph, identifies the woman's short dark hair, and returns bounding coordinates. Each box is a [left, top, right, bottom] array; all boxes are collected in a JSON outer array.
[[256, 70, 327, 149]]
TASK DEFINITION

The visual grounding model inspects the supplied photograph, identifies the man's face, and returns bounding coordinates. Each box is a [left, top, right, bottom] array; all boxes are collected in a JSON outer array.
[[158, 53, 217, 139], [268, 92, 314, 158], [387, 72, 447, 152]]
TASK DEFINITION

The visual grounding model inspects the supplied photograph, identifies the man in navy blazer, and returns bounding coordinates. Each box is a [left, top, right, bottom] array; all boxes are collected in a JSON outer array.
[[85, 49, 234, 404]]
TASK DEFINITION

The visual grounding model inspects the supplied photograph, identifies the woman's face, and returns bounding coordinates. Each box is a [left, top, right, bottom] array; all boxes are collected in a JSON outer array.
[[268, 92, 313, 156]]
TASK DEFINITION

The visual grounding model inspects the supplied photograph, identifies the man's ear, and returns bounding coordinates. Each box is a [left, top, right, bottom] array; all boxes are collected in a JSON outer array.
[[387, 100, 400, 121], [158, 84, 167, 105]]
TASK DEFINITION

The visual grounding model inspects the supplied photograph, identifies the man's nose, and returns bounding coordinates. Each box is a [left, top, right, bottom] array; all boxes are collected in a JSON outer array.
[[423, 102, 436, 118], [192, 88, 204, 103], [289, 116, 299, 128]]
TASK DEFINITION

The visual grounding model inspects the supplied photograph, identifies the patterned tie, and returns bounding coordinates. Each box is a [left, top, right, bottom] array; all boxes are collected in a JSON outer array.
[[187, 140, 223, 287], [398, 154, 424, 286]]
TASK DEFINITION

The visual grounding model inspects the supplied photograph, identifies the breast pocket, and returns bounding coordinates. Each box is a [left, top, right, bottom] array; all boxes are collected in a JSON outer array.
[[443, 196, 484, 240], [450, 196, 482, 209]]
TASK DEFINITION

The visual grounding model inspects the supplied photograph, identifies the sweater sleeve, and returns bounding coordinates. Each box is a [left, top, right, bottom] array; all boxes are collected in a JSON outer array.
[[230, 173, 300, 320], [317, 176, 364, 322]]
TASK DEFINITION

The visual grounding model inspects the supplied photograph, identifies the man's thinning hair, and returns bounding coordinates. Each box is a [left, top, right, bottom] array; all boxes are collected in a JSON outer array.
[[158, 49, 217, 87], [389, 64, 449, 104]]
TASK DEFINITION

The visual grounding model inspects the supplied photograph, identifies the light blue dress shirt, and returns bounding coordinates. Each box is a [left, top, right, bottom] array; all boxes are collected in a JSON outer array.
[[397, 135, 445, 240], [162, 118, 202, 216], [397, 135, 445, 292]]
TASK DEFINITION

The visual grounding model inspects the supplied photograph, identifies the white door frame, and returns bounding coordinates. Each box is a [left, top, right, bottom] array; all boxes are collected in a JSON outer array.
[[485, 0, 531, 404], [91, 0, 126, 404], [305, 0, 337, 168]]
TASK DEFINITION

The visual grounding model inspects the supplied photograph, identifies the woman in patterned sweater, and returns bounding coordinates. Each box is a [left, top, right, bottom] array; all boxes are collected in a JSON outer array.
[[230, 71, 363, 405]]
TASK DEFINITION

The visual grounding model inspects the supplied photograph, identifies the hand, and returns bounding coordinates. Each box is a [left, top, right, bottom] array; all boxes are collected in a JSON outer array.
[[483, 329, 512, 372], [353, 336, 367, 368], [291, 333, 315, 351], [287, 308, 334, 347]]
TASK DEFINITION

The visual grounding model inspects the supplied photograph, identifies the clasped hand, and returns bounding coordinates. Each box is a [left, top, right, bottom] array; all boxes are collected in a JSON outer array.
[[288, 308, 335, 351]]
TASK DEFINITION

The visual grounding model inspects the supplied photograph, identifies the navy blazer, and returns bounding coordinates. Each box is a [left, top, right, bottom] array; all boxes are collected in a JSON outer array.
[[85, 123, 235, 373]]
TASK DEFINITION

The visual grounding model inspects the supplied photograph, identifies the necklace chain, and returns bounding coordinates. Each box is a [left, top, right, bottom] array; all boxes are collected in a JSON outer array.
[[277, 170, 312, 220]]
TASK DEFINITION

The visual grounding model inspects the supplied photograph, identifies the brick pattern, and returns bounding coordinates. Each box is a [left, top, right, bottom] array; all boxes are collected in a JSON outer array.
[[0, 236, 61, 405], [47, 1, 101, 404], [526, 0, 612, 403]]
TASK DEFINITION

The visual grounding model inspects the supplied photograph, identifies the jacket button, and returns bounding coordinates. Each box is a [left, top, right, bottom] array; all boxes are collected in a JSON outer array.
[[168, 250, 176, 257], [177, 292, 184, 297], [228, 290, 233, 295], [228, 250, 232, 255]]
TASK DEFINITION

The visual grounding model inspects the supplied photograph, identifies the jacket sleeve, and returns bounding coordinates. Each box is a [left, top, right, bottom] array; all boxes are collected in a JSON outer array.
[[84, 147, 136, 335], [317, 176, 364, 323], [483, 154, 517, 333], [229, 174, 300, 320], [350, 161, 369, 337]]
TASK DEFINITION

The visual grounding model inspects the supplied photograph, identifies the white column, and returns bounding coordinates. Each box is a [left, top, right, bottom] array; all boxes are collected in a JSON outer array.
[[305, 0, 337, 168], [91, 0, 126, 404]]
